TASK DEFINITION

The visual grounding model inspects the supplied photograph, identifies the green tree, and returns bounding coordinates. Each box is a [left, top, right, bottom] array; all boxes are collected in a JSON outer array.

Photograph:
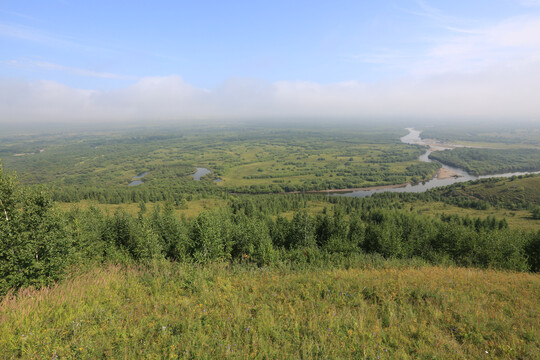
[[531, 206, 540, 220], [191, 211, 231, 263], [231, 214, 276, 265], [0, 166, 70, 296]]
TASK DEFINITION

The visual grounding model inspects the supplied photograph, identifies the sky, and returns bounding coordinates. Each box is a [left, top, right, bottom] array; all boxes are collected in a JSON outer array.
[[1, 0, 540, 124]]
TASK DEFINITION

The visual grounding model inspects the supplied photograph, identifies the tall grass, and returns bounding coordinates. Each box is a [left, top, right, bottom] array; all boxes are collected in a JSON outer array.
[[1, 262, 538, 359]]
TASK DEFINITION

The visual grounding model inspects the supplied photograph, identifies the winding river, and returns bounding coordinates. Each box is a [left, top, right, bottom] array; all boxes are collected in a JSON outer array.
[[338, 128, 540, 198]]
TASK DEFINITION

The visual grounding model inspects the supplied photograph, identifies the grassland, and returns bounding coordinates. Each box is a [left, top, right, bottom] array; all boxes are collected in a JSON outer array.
[[1, 262, 538, 359]]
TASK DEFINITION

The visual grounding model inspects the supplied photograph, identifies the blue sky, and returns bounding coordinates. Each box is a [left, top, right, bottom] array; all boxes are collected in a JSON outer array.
[[1, 0, 540, 123]]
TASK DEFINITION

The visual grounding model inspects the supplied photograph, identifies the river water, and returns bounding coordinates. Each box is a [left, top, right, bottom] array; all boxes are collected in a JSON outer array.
[[338, 128, 540, 198]]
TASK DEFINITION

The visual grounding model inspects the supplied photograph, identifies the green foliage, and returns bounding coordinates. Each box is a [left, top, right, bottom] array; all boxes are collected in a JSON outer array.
[[230, 214, 276, 265], [287, 210, 317, 249], [103, 209, 163, 262], [526, 232, 540, 272], [149, 203, 191, 261], [190, 211, 232, 263], [316, 207, 352, 253], [0, 166, 70, 296], [59, 201, 540, 273], [531, 206, 540, 220]]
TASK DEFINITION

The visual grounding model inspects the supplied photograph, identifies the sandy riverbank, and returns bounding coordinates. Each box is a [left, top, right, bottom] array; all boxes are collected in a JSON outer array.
[[436, 167, 460, 180]]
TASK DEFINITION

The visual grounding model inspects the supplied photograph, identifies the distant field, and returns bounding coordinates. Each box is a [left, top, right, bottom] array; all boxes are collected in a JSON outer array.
[[0, 125, 439, 201], [1, 262, 538, 359], [421, 126, 540, 149]]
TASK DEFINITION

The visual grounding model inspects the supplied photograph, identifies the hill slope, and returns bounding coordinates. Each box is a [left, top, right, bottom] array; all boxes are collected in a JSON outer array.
[[1, 263, 538, 359]]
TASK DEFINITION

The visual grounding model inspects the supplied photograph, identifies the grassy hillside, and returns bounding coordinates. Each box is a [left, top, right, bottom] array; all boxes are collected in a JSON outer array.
[[1, 262, 538, 359]]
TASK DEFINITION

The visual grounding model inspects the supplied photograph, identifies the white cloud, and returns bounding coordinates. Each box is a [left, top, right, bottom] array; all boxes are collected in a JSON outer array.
[[2, 59, 540, 124]]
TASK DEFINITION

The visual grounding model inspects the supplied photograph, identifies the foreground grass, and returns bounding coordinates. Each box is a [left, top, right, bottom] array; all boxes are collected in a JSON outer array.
[[1, 263, 539, 359]]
